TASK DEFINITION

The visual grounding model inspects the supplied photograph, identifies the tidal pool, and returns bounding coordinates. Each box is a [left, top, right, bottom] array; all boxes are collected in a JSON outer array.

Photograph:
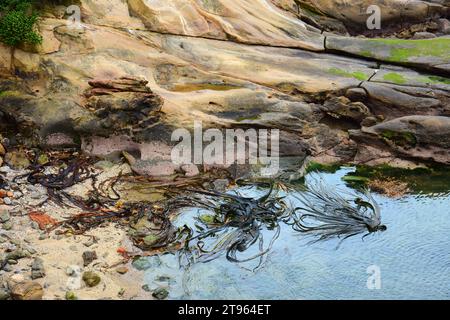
[[140, 167, 450, 300]]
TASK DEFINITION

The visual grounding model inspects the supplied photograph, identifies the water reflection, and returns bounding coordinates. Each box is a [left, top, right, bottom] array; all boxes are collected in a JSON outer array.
[[141, 168, 450, 299]]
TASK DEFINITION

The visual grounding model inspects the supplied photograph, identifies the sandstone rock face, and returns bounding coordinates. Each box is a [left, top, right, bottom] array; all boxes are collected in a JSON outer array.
[[0, 0, 449, 170], [127, 0, 323, 50], [84, 77, 164, 136], [299, 0, 449, 26], [352, 116, 450, 165]]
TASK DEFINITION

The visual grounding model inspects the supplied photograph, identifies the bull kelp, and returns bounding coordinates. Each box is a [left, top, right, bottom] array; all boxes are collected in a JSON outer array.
[[140, 167, 450, 299]]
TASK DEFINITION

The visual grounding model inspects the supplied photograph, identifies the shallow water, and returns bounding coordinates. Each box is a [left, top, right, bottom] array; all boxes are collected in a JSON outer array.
[[141, 168, 450, 300]]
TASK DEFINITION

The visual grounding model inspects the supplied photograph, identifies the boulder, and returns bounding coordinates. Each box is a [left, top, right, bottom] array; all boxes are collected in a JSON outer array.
[[10, 282, 43, 300]]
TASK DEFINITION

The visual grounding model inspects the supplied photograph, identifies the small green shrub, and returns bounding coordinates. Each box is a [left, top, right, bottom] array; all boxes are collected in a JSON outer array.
[[0, 0, 42, 47]]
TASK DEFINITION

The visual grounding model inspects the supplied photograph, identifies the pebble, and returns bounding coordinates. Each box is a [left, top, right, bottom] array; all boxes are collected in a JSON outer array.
[[65, 291, 78, 300], [82, 251, 97, 266], [152, 287, 169, 300], [31, 258, 45, 280], [38, 233, 48, 240], [412, 31, 436, 39], [438, 18, 450, 34], [83, 238, 96, 247], [0, 166, 11, 174], [3, 198, 12, 205], [0, 288, 10, 300], [66, 265, 81, 277], [82, 271, 101, 287], [115, 266, 129, 275], [2, 265, 13, 272], [0, 210, 10, 223], [2, 221, 13, 230]]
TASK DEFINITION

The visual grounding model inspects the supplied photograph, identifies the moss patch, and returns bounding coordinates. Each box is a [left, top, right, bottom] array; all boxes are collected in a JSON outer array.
[[381, 130, 417, 148], [328, 68, 369, 81], [306, 161, 341, 174], [417, 75, 450, 85], [383, 72, 406, 84], [198, 214, 216, 225], [364, 38, 450, 62]]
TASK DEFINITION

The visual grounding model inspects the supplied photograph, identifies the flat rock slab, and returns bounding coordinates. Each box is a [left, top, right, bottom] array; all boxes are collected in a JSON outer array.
[[326, 36, 450, 73]]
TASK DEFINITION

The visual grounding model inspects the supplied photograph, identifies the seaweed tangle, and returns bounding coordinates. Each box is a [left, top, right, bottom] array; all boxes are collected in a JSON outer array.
[[173, 177, 386, 270], [21, 155, 101, 210], [290, 176, 387, 246], [175, 186, 292, 271]]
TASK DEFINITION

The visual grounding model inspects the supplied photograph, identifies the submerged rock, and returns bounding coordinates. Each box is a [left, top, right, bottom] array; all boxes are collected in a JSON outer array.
[[152, 287, 169, 300]]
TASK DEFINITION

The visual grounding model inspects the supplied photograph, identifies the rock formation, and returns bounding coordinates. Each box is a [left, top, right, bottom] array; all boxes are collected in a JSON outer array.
[[0, 0, 449, 171]]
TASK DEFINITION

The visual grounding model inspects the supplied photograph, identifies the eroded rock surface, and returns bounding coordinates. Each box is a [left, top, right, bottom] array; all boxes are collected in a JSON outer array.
[[0, 0, 449, 171]]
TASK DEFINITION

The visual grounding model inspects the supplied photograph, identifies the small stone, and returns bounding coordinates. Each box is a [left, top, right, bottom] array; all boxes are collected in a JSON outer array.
[[115, 266, 128, 275], [3, 197, 12, 205], [142, 284, 151, 292], [82, 251, 97, 267], [361, 116, 379, 127], [152, 287, 169, 300], [0, 288, 10, 300], [412, 32, 436, 39], [38, 233, 48, 240], [212, 179, 229, 192], [25, 247, 36, 255], [345, 88, 367, 102], [6, 249, 30, 261], [4, 151, 31, 170], [37, 154, 49, 166], [66, 265, 82, 277], [65, 291, 78, 300], [10, 281, 43, 300], [30, 221, 40, 230], [82, 271, 101, 287], [2, 265, 13, 272], [0, 210, 10, 223], [83, 238, 96, 247], [438, 18, 450, 34], [181, 164, 200, 177], [31, 257, 45, 280], [2, 221, 13, 230], [7, 259, 18, 265]]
